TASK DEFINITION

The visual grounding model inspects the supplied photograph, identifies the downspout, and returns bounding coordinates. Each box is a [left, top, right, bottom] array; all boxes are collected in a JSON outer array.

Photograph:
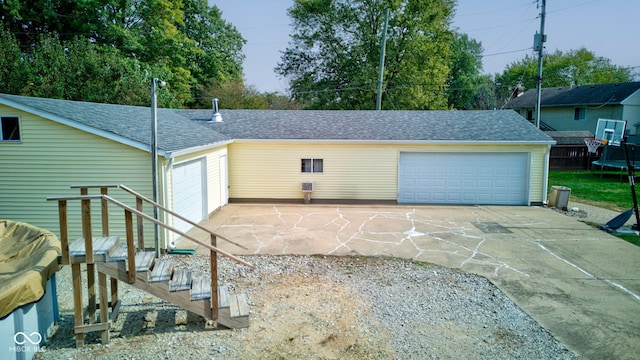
[[542, 144, 551, 205], [164, 157, 176, 249]]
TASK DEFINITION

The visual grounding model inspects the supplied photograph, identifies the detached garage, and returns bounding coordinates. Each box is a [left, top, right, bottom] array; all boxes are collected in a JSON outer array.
[[0, 90, 557, 256], [197, 109, 555, 206], [398, 152, 529, 205]]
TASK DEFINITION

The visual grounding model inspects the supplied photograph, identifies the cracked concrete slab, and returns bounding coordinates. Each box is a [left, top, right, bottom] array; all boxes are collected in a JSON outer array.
[[179, 203, 640, 359]]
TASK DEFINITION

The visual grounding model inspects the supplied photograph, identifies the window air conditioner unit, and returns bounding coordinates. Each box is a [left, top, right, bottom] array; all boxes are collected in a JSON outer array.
[[301, 181, 314, 192]]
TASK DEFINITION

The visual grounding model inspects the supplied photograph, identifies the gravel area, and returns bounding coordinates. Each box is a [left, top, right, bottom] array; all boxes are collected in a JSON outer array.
[[36, 255, 576, 359]]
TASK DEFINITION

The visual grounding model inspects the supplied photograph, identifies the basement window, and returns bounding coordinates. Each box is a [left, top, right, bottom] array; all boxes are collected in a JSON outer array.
[[301, 158, 323, 173], [574, 107, 586, 120], [1, 116, 20, 141]]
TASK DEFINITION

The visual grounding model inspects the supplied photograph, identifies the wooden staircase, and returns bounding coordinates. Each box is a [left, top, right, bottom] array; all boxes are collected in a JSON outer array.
[[68, 237, 250, 329], [48, 184, 253, 347]]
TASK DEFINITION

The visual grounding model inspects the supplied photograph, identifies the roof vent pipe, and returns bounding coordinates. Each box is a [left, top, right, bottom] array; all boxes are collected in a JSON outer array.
[[211, 98, 222, 122]]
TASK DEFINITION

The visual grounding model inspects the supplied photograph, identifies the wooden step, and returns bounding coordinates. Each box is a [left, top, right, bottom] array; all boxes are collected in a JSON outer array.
[[229, 293, 249, 318], [133, 251, 155, 272], [149, 259, 173, 282], [96, 262, 249, 329], [190, 276, 211, 300], [218, 292, 249, 329], [68, 236, 119, 262], [107, 242, 128, 262], [170, 269, 192, 292], [218, 285, 229, 308]]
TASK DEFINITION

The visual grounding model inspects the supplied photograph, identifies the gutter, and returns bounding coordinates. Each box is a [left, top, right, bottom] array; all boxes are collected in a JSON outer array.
[[166, 140, 233, 158], [230, 139, 557, 146]]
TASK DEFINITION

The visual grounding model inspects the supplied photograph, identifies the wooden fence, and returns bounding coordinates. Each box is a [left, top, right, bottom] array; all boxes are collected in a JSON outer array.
[[549, 145, 602, 171]]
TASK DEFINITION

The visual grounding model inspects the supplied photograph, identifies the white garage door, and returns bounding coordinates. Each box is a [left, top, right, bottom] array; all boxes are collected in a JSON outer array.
[[398, 152, 529, 205], [172, 159, 205, 233]]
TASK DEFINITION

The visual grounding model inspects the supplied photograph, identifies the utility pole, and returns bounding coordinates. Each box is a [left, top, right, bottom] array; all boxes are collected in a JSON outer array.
[[376, 8, 389, 110], [534, 0, 547, 129]]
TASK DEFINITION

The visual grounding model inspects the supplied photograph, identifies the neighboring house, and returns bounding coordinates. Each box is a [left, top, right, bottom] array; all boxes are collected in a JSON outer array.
[[504, 82, 640, 135], [0, 93, 555, 249]]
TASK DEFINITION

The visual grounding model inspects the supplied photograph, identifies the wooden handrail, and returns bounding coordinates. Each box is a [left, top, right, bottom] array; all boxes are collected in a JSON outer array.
[[47, 194, 253, 269], [70, 184, 247, 250]]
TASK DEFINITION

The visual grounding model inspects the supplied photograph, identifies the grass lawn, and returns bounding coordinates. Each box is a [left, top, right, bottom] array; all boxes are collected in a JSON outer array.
[[548, 171, 635, 212], [548, 171, 640, 246]]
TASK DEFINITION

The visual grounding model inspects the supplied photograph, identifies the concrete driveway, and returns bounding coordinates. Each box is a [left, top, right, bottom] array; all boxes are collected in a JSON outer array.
[[182, 204, 640, 359]]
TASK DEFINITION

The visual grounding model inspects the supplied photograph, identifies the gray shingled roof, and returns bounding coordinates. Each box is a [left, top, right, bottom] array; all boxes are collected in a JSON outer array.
[[544, 131, 594, 145], [0, 93, 230, 152], [180, 109, 554, 142], [0, 93, 554, 153], [504, 82, 640, 108]]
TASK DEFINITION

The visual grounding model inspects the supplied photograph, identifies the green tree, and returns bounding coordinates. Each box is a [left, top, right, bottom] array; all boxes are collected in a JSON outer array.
[[6, 32, 185, 107], [201, 79, 269, 109], [447, 32, 484, 109], [182, 1, 245, 95], [0, 0, 246, 107], [0, 27, 24, 94], [276, 0, 455, 110], [495, 48, 633, 105], [0, 0, 97, 45], [264, 92, 304, 110], [469, 75, 497, 110]]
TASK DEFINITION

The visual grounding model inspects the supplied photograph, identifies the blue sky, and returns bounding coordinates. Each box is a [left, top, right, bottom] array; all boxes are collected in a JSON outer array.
[[212, 0, 638, 93]]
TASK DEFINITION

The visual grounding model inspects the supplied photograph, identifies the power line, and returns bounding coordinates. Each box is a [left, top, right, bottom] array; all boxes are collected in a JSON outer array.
[[483, 47, 533, 58]]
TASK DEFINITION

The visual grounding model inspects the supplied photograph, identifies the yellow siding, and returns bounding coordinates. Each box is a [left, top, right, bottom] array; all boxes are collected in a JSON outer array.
[[0, 105, 155, 244], [171, 145, 227, 217], [228, 142, 549, 204]]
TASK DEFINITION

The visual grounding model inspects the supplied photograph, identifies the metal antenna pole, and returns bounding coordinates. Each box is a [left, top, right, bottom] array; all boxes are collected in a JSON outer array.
[[534, 0, 547, 129], [376, 8, 389, 110]]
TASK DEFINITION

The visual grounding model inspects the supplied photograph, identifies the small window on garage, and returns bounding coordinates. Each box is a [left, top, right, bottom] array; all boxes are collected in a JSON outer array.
[[574, 107, 586, 120], [301, 158, 323, 173], [1, 116, 20, 141]]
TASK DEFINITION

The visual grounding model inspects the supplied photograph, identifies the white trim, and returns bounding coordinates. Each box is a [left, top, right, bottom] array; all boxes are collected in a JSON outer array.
[[164, 157, 174, 249], [543, 144, 551, 205], [231, 139, 556, 145], [166, 140, 232, 158], [219, 154, 229, 206]]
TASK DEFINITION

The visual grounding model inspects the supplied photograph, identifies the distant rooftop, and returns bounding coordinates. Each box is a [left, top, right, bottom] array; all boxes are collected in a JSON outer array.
[[504, 82, 640, 108]]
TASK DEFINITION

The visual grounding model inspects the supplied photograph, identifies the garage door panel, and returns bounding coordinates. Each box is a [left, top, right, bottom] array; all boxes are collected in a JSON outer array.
[[172, 159, 204, 234], [399, 152, 528, 205], [462, 193, 477, 202], [463, 179, 477, 188]]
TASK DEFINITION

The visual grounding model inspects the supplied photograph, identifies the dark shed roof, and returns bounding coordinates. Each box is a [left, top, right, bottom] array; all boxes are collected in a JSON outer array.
[[505, 82, 640, 108]]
